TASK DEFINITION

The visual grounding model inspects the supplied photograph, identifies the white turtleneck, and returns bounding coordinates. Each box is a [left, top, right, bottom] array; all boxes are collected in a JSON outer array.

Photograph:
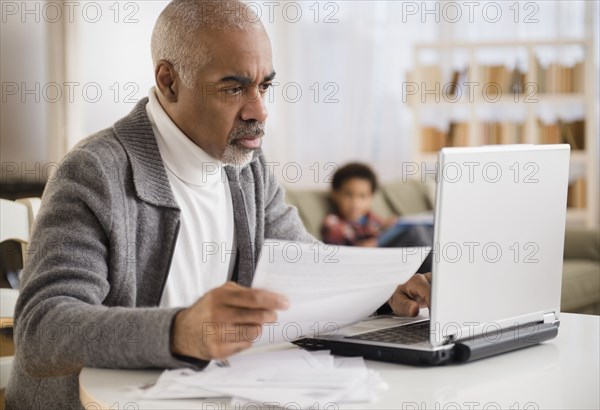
[[146, 87, 236, 308]]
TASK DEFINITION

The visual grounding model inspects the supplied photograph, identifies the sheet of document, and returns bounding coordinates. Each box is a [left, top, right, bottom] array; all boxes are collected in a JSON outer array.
[[134, 348, 388, 408], [251, 240, 430, 345]]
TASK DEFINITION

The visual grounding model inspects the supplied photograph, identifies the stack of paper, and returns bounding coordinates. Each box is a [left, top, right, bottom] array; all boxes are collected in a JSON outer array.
[[135, 348, 388, 408]]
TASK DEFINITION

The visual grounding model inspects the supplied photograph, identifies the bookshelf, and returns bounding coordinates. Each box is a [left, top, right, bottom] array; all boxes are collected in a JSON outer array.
[[408, 39, 598, 228]]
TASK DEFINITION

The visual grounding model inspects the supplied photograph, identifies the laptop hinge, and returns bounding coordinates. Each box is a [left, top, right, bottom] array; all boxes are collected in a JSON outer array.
[[543, 312, 557, 324]]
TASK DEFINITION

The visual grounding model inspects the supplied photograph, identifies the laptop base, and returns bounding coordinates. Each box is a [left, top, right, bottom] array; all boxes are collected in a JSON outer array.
[[293, 321, 559, 366], [453, 321, 559, 362], [294, 338, 451, 365]]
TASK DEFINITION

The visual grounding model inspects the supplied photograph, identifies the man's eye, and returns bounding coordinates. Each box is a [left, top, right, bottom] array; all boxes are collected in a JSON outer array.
[[224, 86, 243, 95], [259, 83, 272, 93]]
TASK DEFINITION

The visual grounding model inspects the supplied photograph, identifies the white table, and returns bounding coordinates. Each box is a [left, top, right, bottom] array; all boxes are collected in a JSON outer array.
[[80, 313, 600, 409]]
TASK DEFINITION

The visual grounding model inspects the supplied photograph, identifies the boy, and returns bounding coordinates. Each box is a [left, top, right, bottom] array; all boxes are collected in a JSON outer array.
[[321, 162, 395, 247], [322, 162, 433, 273]]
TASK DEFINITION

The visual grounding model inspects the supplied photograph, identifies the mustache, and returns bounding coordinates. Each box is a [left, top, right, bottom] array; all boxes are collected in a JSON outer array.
[[229, 122, 265, 142]]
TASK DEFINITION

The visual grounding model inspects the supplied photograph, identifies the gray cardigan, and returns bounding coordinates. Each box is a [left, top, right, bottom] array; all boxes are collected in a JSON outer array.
[[5, 98, 314, 409]]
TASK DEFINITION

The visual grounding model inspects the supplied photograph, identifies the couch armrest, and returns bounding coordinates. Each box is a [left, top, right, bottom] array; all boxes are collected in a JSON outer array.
[[564, 228, 600, 261]]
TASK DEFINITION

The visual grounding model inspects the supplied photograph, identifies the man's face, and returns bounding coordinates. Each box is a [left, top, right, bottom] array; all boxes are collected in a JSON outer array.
[[161, 27, 274, 165]]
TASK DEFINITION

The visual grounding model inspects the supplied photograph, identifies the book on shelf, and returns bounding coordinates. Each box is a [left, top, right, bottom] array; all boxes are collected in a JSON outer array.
[[567, 179, 586, 208], [477, 65, 526, 97], [573, 62, 585, 93], [406, 66, 442, 104], [446, 70, 460, 97], [538, 119, 585, 149], [538, 122, 562, 144], [508, 67, 527, 94], [447, 122, 468, 147], [446, 68, 469, 98], [421, 122, 469, 152], [480, 122, 524, 145], [558, 119, 586, 150], [536, 60, 584, 94], [421, 127, 446, 152]]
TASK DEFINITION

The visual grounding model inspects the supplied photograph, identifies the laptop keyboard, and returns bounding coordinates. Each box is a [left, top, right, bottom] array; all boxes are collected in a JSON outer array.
[[347, 320, 430, 345]]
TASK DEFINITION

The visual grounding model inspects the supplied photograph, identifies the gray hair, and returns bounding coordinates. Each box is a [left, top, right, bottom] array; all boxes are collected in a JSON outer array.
[[151, 0, 262, 88]]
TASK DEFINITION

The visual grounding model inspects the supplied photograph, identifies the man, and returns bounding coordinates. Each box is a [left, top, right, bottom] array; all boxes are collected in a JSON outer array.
[[5, 1, 431, 408]]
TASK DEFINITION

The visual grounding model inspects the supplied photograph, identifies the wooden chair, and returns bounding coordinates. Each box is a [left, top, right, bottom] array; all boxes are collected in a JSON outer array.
[[1, 198, 38, 393]]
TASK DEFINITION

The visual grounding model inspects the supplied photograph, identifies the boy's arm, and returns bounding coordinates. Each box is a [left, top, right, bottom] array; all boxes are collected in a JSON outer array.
[[321, 215, 352, 246]]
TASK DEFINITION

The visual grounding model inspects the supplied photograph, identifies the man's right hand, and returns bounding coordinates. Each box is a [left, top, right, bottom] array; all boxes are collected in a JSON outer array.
[[170, 281, 289, 361]]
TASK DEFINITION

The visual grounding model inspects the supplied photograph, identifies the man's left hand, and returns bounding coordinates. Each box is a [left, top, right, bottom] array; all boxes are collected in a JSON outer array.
[[388, 272, 431, 316]]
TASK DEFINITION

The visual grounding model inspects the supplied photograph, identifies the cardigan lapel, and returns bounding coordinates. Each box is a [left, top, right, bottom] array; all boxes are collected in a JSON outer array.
[[113, 97, 180, 210], [224, 165, 255, 286]]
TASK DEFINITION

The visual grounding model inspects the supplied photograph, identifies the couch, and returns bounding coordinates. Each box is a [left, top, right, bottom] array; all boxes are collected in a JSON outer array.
[[285, 178, 600, 315]]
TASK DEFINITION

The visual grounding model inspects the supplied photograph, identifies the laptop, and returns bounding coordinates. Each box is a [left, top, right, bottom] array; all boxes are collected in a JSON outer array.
[[294, 144, 570, 364]]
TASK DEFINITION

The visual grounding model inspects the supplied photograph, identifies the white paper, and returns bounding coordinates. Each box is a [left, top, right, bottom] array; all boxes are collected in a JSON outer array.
[[135, 349, 387, 408], [251, 240, 430, 345], [133, 368, 226, 399], [205, 368, 369, 408]]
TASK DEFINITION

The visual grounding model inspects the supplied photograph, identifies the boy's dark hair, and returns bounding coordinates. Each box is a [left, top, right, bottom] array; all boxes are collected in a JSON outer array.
[[331, 162, 378, 193]]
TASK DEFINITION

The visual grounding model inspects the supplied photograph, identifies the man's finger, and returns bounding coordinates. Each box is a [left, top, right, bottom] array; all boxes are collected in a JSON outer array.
[[222, 283, 289, 310], [225, 307, 277, 325], [389, 273, 432, 316], [203, 323, 264, 346], [405, 274, 431, 308], [389, 290, 420, 317]]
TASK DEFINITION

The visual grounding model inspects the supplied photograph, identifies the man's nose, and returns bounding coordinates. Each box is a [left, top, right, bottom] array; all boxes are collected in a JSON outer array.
[[240, 88, 268, 123]]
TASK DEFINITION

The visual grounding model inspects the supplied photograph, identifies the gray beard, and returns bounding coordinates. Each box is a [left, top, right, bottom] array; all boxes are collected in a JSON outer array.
[[221, 142, 256, 167]]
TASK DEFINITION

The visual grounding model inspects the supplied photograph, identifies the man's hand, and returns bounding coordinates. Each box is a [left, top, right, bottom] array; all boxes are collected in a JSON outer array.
[[388, 272, 431, 317], [170, 282, 288, 361]]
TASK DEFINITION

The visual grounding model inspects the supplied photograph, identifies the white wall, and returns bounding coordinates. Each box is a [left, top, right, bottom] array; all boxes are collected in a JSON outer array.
[[1, 3, 49, 182], [63, 1, 167, 147]]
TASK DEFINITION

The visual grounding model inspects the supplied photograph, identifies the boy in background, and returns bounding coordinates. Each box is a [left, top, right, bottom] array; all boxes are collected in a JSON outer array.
[[321, 163, 395, 247], [322, 162, 433, 273]]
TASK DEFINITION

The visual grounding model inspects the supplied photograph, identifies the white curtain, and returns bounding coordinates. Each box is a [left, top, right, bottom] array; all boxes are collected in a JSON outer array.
[[262, 1, 440, 188], [260, 0, 594, 188]]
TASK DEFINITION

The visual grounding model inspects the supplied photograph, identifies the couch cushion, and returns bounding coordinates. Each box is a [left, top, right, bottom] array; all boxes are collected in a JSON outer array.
[[564, 228, 600, 262], [371, 191, 396, 221], [561, 260, 600, 313], [285, 189, 330, 239], [381, 179, 434, 216]]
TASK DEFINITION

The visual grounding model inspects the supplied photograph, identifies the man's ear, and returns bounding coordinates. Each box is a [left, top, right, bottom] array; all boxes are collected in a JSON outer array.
[[155, 60, 179, 102]]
